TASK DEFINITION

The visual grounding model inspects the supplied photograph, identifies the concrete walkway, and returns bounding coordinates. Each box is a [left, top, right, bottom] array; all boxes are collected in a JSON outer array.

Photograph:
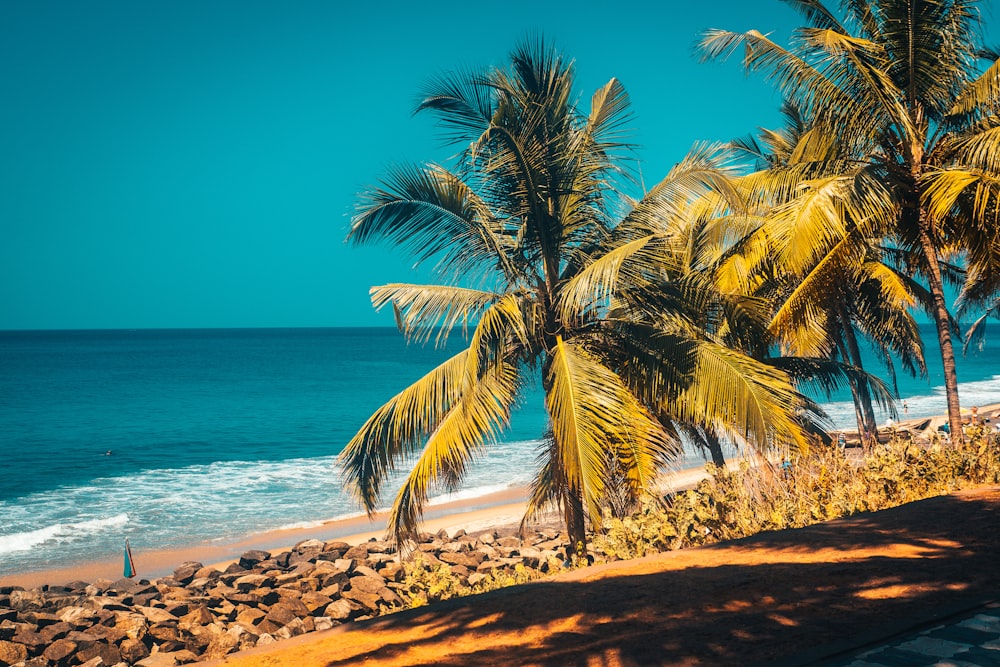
[[812, 600, 1000, 666]]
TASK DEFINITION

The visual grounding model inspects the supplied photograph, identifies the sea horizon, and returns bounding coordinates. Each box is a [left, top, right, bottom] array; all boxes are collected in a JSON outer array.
[[1, 325, 996, 577]]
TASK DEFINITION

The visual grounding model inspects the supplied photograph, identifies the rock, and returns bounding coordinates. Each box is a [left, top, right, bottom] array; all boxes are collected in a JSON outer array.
[[255, 633, 276, 647], [136, 606, 178, 624], [300, 592, 333, 616], [58, 606, 99, 628], [39, 620, 72, 642], [179, 605, 215, 629], [351, 565, 383, 580], [12, 628, 47, 653], [347, 575, 385, 594], [64, 630, 102, 649], [21, 611, 60, 628], [77, 657, 105, 667], [341, 588, 381, 613], [233, 574, 273, 592], [324, 599, 353, 622], [0, 640, 28, 666], [379, 562, 404, 582], [172, 561, 203, 585], [0, 611, 13, 625], [203, 627, 239, 659], [112, 611, 148, 640], [233, 608, 266, 631], [342, 544, 369, 561], [76, 640, 121, 666], [238, 550, 271, 569], [45, 639, 81, 663], [8, 589, 45, 611], [193, 566, 220, 581], [136, 652, 178, 667], [467, 572, 488, 587], [120, 636, 151, 663]]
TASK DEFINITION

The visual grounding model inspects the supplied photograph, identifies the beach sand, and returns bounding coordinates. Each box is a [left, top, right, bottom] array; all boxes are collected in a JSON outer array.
[[0, 466, 714, 590]]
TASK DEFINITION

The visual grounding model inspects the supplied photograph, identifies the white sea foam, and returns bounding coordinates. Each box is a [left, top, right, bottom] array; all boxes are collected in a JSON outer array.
[[0, 513, 129, 555]]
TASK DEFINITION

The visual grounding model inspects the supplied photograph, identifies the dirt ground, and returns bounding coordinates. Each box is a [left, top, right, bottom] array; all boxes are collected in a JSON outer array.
[[207, 487, 1000, 667]]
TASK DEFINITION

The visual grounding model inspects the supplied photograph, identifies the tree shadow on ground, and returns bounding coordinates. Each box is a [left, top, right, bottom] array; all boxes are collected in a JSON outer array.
[[319, 490, 1000, 666]]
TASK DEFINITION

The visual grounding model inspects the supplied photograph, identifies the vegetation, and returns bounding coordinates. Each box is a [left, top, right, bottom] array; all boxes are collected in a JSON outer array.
[[595, 432, 1000, 560], [701, 0, 1000, 442], [341, 38, 815, 551]]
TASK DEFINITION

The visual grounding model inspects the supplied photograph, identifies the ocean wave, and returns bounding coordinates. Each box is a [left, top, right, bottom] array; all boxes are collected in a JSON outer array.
[[0, 513, 129, 556]]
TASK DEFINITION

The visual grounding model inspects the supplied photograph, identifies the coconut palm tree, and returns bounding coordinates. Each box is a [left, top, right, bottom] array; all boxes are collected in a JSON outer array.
[[341, 38, 813, 552], [701, 0, 1000, 441], [728, 102, 927, 446]]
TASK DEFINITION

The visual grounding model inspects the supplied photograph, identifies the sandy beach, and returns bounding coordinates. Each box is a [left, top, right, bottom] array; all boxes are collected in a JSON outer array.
[[0, 466, 716, 590]]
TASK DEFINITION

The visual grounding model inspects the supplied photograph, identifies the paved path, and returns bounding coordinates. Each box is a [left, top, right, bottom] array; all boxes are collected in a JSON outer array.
[[816, 601, 1000, 666]]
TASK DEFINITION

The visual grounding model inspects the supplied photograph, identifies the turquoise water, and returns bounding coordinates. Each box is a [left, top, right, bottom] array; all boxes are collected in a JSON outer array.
[[0, 325, 996, 575]]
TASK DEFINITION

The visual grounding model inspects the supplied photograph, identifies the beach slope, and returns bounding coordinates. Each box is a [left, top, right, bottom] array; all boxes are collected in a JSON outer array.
[[206, 486, 1000, 667]]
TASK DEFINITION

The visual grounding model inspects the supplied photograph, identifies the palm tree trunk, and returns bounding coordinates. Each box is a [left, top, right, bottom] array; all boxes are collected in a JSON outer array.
[[705, 430, 727, 469], [837, 305, 878, 447], [917, 224, 963, 444], [564, 490, 588, 559]]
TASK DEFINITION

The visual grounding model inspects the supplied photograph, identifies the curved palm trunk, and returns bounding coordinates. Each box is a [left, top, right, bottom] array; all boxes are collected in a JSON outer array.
[[917, 224, 963, 444]]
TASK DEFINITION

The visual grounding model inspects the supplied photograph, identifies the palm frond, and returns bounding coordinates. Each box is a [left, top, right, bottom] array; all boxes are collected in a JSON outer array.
[[370, 284, 499, 347], [385, 355, 522, 545], [545, 337, 672, 529]]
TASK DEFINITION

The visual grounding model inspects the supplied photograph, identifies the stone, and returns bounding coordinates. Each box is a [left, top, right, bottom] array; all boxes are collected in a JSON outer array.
[[0, 640, 28, 665], [347, 575, 385, 594], [136, 606, 178, 624], [379, 562, 404, 582], [233, 574, 273, 592], [136, 652, 178, 667], [76, 640, 121, 666], [8, 589, 45, 611], [12, 628, 47, 653], [179, 605, 215, 629], [351, 565, 383, 580], [113, 611, 148, 639], [58, 606, 99, 628], [314, 616, 336, 631], [238, 550, 271, 569], [120, 636, 151, 663], [341, 588, 381, 613], [77, 657, 105, 667], [21, 611, 60, 628], [203, 627, 239, 659], [342, 544, 369, 561], [172, 561, 203, 585], [324, 599, 353, 622], [300, 592, 333, 616], [233, 608, 266, 632], [193, 566, 221, 581], [39, 620, 72, 641], [0, 611, 13, 625]]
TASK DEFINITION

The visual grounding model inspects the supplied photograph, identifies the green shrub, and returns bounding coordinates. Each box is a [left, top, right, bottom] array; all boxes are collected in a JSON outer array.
[[594, 434, 1000, 561]]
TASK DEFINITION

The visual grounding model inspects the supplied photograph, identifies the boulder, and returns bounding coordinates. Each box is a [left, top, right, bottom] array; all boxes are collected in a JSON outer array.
[[136, 605, 178, 624], [75, 640, 121, 666], [233, 574, 273, 592], [12, 628, 47, 654], [172, 561, 203, 585], [300, 592, 333, 616], [120, 636, 151, 663], [238, 550, 271, 569], [342, 544, 369, 561], [0, 640, 28, 666], [179, 605, 215, 629], [137, 652, 179, 667], [323, 599, 354, 622], [58, 606, 98, 628], [113, 611, 149, 640], [39, 620, 72, 642], [0, 611, 13, 625]]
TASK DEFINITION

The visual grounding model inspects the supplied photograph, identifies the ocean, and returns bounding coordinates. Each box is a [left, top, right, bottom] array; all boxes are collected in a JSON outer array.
[[1, 325, 997, 577]]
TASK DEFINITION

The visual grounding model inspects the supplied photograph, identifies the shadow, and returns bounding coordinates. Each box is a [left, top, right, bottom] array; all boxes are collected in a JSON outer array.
[[312, 490, 1000, 666]]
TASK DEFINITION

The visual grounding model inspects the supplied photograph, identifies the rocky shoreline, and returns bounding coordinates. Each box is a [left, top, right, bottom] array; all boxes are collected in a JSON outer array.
[[0, 524, 573, 667]]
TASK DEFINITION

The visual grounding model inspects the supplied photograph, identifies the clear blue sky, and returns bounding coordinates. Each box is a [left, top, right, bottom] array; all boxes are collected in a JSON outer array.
[[0, 1, 916, 329]]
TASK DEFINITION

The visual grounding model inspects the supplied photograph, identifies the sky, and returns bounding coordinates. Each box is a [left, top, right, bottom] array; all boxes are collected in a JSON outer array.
[[0, 1, 932, 329]]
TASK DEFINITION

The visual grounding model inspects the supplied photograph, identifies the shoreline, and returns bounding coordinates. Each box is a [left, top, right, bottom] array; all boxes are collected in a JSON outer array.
[[0, 466, 715, 590], [7, 398, 997, 592]]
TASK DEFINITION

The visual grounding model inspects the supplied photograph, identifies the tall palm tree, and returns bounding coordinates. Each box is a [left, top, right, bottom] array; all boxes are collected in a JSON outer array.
[[729, 103, 926, 446], [701, 0, 1000, 441], [341, 38, 813, 552]]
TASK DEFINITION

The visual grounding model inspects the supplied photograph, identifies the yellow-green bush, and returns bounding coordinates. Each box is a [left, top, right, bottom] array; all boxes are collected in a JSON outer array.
[[594, 433, 1000, 561]]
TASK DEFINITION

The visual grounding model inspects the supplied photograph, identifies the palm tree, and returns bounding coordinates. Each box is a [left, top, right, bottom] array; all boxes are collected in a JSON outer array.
[[341, 38, 813, 552], [701, 0, 1000, 441], [729, 103, 927, 446]]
